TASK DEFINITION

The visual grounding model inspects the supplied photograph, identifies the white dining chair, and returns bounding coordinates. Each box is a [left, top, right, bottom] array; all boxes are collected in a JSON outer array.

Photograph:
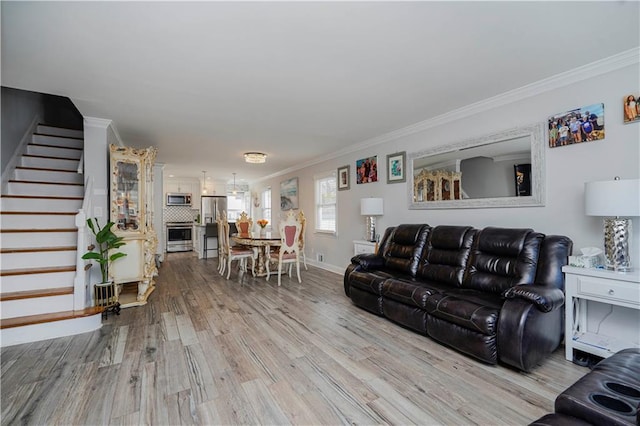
[[266, 212, 302, 286]]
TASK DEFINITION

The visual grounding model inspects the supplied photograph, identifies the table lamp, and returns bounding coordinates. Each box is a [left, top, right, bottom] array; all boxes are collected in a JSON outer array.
[[584, 177, 640, 271], [361, 198, 383, 242]]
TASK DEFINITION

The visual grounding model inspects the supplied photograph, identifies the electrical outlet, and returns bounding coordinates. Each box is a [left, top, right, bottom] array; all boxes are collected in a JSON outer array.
[[317, 253, 324, 262]]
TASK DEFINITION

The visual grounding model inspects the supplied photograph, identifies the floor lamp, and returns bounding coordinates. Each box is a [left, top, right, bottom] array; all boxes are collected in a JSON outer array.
[[585, 177, 640, 271]]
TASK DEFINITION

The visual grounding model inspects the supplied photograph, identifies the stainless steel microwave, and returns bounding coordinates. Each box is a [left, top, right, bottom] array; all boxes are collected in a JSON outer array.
[[166, 193, 192, 206]]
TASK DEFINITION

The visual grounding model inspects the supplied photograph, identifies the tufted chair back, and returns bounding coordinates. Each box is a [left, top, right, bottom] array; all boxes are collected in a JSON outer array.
[[236, 211, 252, 234]]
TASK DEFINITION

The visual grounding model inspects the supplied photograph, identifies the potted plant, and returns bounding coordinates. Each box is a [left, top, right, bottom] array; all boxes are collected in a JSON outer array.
[[82, 218, 127, 283], [257, 219, 269, 235], [82, 218, 127, 316]]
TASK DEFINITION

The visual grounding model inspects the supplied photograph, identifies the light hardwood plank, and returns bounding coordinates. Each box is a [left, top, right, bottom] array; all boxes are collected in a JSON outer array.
[[0, 251, 591, 425]]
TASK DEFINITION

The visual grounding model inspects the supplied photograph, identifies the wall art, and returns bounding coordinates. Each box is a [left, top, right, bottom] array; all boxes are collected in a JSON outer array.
[[386, 151, 406, 184], [356, 155, 378, 184], [337, 165, 350, 191], [280, 177, 298, 210], [548, 103, 604, 148], [623, 94, 640, 124]]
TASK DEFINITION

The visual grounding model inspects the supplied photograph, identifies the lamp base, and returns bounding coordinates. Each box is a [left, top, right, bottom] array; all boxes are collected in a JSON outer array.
[[364, 216, 376, 242], [603, 217, 633, 271]]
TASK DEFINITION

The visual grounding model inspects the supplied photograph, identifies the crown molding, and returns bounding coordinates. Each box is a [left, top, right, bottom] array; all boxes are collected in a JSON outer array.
[[253, 47, 640, 184], [83, 116, 127, 147], [83, 117, 112, 129], [107, 122, 126, 147]]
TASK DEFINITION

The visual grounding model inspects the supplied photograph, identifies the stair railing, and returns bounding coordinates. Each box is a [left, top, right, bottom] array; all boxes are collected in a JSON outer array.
[[73, 176, 93, 310]]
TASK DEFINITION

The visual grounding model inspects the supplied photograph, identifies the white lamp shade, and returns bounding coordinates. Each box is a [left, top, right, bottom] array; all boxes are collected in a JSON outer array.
[[585, 178, 640, 217], [361, 198, 384, 216]]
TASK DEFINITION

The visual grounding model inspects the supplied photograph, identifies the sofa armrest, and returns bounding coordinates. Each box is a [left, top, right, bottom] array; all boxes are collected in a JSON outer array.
[[503, 285, 565, 313], [351, 254, 385, 270]]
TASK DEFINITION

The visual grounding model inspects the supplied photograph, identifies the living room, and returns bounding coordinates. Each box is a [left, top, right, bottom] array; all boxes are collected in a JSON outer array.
[[1, 1, 639, 424]]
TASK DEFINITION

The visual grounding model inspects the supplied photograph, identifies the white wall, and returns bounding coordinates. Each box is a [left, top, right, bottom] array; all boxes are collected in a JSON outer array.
[[254, 61, 640, 273]]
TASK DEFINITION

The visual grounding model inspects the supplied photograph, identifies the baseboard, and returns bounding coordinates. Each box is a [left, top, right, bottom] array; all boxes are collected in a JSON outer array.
[[306, 259, 345, 275], [0, 314, 102, 347]]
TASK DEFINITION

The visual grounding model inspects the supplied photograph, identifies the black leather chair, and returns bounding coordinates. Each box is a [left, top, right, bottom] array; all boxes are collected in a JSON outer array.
[[203, 223, 217, 259], [530, 348, 640, 426]]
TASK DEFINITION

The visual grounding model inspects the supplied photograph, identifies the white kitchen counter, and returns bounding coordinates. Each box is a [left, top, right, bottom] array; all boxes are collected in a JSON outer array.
[[195, 224, 218, 259]]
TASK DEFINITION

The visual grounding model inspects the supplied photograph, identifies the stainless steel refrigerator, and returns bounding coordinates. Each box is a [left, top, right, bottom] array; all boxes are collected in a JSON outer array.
[[201, 196, 227, 225], [201, 196, 227, 258]]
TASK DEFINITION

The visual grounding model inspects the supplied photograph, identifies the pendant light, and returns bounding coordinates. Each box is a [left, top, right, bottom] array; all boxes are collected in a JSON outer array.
[[202, 171, 207, 194], [232, 173, 237, 195]]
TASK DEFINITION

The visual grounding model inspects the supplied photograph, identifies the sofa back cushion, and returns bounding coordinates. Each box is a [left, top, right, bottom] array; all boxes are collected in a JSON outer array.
[[534, 235, 573, 290], [380, 224, 430, 277], [462, 227, 543, 294], [416, 225, 476, 287]]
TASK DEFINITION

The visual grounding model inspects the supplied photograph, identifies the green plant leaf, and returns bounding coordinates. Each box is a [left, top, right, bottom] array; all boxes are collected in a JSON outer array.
[[86, 218, 96, 234], [109, 252, 127, 263], [82, 252, 101, 260]]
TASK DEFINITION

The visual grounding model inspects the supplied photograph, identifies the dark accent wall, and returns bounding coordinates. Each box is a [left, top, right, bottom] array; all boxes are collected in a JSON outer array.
[[1, 86, 83, 172]]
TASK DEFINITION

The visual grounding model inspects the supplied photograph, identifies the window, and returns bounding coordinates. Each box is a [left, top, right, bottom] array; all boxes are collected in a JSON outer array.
[[315, 172, 337, 233], [227, 191, 250, 222], [261, 188, 271, 225]]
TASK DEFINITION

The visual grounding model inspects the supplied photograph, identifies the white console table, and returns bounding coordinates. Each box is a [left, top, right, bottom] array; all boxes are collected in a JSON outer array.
[[353, 240, 377, 256], [563, 266, 640, 361]]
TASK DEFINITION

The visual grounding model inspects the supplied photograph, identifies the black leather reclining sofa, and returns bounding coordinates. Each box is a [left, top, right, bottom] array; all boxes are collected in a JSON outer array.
[[344, 224, 573, 372]]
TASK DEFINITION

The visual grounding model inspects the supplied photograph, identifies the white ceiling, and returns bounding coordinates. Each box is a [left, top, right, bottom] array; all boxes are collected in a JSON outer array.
[[2, 1, 638, 184]]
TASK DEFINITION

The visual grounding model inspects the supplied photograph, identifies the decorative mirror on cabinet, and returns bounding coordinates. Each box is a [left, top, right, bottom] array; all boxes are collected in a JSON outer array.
[[109, 144, 158, 307], [408, 123, 545, 209]]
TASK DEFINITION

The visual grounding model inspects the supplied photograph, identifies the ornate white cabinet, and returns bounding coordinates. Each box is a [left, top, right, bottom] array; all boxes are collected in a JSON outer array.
[[109, 144, 158, 307]]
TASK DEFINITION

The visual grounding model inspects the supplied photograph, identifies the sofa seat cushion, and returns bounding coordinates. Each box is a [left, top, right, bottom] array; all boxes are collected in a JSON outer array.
[[424, 289, 504, 336], [382, 278, 452, 309], [349, 269, 398, 295]]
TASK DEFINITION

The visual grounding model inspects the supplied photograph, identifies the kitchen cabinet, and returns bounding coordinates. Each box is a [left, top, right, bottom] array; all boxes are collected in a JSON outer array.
[[109, 144, 158, 308], [164, 178, 200, 210]]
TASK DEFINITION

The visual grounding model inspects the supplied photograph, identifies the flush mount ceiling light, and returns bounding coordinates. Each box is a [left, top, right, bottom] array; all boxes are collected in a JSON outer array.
[[244, 152, 267, 164]]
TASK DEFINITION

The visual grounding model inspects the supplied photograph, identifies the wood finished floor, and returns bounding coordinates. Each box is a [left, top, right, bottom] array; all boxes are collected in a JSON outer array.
[[1, 252, 588, 425]]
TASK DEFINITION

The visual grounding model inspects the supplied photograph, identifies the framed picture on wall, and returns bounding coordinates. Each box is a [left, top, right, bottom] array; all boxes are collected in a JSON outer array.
[[386, 151, 406, 184], [356, 155, 378, 184], [623, 94, 640, 124], [280, 177, 298, 210], [548, 103, 605, 148], [337, 165, 350, 191]]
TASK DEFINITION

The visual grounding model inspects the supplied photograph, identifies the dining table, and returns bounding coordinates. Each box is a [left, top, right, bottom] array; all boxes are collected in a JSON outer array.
[[231, 232, 281, 277]]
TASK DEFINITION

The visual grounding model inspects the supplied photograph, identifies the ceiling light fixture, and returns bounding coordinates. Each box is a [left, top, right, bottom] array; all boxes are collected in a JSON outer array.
[[244, 152, 267, 164], [232, 172, 237, 195]]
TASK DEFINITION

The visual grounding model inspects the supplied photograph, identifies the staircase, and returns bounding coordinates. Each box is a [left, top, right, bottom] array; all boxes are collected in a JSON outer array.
[[0, 124, 103, 347]]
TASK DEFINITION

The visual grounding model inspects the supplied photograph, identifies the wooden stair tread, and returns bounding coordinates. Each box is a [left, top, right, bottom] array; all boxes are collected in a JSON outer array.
[[0, 195, 82, 200], [33, 133, 83, 141], [22, 154, 79, 161], [1, 246, 76, 254], [8, 179, 83, 186], [0, 265, 76, 277], [1, 287, 74, 301], [16, 166, 78, 173], [0, 307, 103, 329], [0, 211, 76, 215], [0, 228, 77, 233], [29, 142, 83, 150]]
